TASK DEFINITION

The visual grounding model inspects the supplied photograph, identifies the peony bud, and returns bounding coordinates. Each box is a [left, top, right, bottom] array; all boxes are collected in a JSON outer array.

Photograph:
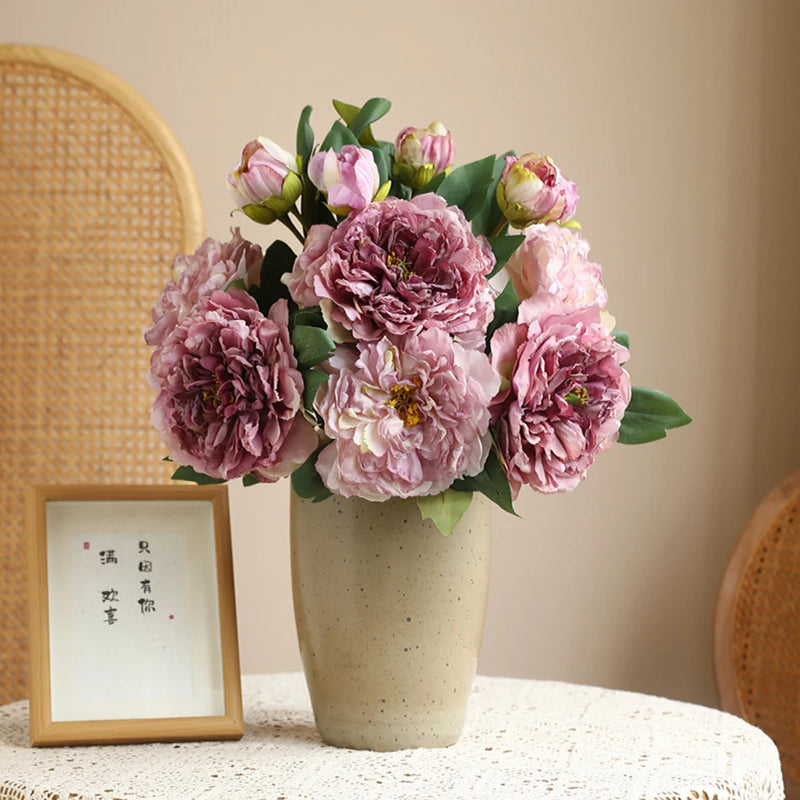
[[496, 153, 579, 228], [393, 121, 454, 189], [228, 137, 303, 224], [308, 145, 390, 215]]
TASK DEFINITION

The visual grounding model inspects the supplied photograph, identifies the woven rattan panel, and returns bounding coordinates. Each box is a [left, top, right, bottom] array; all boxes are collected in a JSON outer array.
[[0, 58, 184, 704], [732, 488, 800, 789]]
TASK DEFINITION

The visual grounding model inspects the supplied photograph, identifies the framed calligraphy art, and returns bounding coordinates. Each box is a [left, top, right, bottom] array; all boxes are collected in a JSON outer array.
[[25, 484, 243, 746]]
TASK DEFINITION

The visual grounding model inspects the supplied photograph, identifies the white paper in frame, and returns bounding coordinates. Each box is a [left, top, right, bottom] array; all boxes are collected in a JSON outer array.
[[25, 484, 243, 746]]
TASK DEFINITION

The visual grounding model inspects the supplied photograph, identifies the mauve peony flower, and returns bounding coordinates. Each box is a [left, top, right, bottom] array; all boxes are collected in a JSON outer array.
[[145, 229, 263, 348], [489, 295, 630, 497], [496, 153, 579, 228], [504, 223, 607, 308], [393, 121, 454, 189], [313, 329, 500, 501], [228, 137, 302, 224], [308, 145, 387, 215], [149, 292, 317, 482], [282, 223, 334, 307], [312, 194, 496, 349]]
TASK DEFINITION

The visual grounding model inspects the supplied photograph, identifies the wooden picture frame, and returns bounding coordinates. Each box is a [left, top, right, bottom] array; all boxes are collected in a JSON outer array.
[[25, 484, 243, 746]]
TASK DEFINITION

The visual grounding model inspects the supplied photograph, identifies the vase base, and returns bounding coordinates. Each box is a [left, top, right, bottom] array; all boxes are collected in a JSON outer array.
[[315, 717, 462, 751]]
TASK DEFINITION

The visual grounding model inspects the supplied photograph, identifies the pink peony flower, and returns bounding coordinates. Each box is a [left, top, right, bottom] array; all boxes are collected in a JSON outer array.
[[496, 153, 579, 228], [307, 145, 387, 215], [149, 292, 317, 482], [313, 329, 500, 501], [145, 229, 263, 348], [504, 223, 607, 308], [489, 296, 630, 497], [228, 137, 302, 223], [393, 121, 454, 189], [312, 194, 496, 349], [282, 223, 334, 307]]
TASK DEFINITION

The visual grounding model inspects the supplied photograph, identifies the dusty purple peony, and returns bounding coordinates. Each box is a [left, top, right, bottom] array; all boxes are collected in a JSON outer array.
[[505, 222, 607, 308], [313, 328, 500, 501], [145, 229, 263, 349], [311, 194, 496, 349], [149, 292, 317, 482], [489, 295, 630, 497]]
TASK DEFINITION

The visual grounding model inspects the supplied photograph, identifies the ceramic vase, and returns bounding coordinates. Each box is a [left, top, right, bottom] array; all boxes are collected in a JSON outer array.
[[290, 490, 492, 751]]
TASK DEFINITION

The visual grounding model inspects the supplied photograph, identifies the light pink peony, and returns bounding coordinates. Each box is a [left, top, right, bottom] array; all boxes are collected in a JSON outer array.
[[505, 223, 607, 308], [311, 194, 496, 349], [282, 223, 334, 307], [308, 145, 386, 215], [496, 153, 579, 228], [489, 295, 630, 497], [145, 229, 262, 348], [149, 292, 317, 482], [393, 121, 454, 189], [313, 329, 500, 501]]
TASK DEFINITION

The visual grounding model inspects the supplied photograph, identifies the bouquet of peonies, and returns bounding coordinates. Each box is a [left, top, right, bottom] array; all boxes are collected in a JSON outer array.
[[145, 98, 690, 533]]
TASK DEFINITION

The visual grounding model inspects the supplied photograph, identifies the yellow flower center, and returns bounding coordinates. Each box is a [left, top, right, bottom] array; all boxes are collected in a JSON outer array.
[[387, 381, 422, 426], [387, 250, 411, 281], [564, 386, 589, 407]]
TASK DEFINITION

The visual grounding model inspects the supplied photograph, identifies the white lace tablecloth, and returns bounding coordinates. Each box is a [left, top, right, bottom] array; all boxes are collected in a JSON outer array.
[[0, 673, 784, 800]]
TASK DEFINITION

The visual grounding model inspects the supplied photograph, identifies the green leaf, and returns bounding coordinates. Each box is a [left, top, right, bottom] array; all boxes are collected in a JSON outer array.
[[612, 329, 630, 349], [452, 448, 517, 516], [242, 473, 260, 487], [471, 152, 513, 237], [319, 120, 360, 152], [292, 325, 335, 369], [486, 279, 519, 346], [291, 446, 332, 502], [171, 465, 224, 485], [296, 104, 314, 174], [332, 98, 392, 146], [367, 143, 391, 187], [256, 240, 296, 314], [435, 155, 497, 220], [417, 490, 474, 536], [618, 387, 692, 445], [302, 367, 329, 412], [487, 234, 525, 278], [293, 306, 326, 328]]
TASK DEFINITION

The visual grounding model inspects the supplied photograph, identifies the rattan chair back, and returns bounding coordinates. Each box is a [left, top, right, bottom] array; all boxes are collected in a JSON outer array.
[[715, 468, 800, 800], [0, 45, 203, 705]]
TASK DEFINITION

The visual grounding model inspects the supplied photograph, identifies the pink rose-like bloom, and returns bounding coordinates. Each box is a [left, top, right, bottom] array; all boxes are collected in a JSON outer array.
[[145, 229, 262, 348], [314, 329, 501, 501], [312, 194, 496, 349], [228, 137, 302, 220], [505, 223, 608, 308], [489, 296, 630, 497], [308, 145, 384, 215], [149, 292, 317, 482], [282, 223, 334, 307], [497, 153, 579, 228], [393, 121, 454, 189]]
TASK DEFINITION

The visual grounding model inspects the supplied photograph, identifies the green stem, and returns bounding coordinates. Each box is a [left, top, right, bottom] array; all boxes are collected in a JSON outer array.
[[490, 217, 510, 238], [281, 214, 305, 245]]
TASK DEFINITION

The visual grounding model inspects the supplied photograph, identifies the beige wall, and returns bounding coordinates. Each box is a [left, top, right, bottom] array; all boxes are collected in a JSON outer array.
[[5, 0, 798, 707]]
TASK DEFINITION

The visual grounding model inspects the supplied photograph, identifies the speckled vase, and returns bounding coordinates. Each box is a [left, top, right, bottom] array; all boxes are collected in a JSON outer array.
[[290, 490, 492, 751]]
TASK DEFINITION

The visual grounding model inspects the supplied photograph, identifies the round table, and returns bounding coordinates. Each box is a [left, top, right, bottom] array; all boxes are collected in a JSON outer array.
[[0, 673, 784, 800]]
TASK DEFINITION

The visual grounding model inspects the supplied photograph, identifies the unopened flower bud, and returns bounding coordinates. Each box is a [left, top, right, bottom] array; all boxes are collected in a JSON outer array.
[[393, 121, 454, 189], [496, 153, 579, 228], [308, 145, 390, 216], [228, 137, 302, 224]]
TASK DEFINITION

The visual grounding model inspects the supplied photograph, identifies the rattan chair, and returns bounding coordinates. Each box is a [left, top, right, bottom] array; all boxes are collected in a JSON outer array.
[[714, 468, 800, 800], [0, 45, 204, 705]]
